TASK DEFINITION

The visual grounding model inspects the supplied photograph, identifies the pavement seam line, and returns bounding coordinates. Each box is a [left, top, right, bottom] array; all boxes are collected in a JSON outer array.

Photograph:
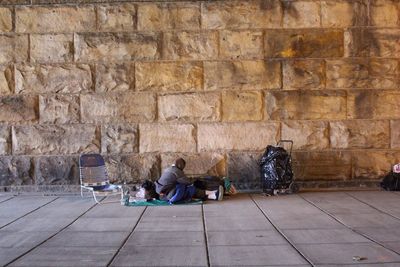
[[0, 196, 60, 231], [107, 206, 148, 267], [202, 203, 211, 267], [0, 196, 15, 204], [250, 194, 315, 267], [4, 197, 100, 266], [299, 193, 400, 258]]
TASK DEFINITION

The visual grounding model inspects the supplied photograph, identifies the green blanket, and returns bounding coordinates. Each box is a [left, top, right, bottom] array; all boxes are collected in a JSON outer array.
[[125, 199, 203, 206]]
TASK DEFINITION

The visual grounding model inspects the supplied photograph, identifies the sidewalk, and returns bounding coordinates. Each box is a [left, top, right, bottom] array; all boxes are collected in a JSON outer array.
[[1, 191, 400, 266]]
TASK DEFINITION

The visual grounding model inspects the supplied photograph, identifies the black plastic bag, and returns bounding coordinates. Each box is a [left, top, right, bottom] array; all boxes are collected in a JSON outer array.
[[259, 145, 293, 194], [381, 172, 400, 191]]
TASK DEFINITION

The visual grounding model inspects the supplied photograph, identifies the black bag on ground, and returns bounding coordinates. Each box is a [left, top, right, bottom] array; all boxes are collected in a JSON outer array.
[[259, 141, 294, 194], [381, 172, 400, 191], [193, 176, 224, 191]]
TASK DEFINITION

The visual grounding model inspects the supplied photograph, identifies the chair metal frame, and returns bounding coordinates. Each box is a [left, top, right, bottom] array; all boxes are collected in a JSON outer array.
[[79, 153, 124, 204]]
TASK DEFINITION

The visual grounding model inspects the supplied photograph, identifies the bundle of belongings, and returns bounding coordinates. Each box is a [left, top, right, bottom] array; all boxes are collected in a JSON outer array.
[[381, 163, 400, 191], [122, 158, 237, 206]]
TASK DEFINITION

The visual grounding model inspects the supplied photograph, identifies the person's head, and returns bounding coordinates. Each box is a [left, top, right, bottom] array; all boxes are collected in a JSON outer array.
[[174, 158, 186, 170]]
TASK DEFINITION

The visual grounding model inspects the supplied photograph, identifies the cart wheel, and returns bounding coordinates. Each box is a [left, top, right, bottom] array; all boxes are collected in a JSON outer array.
[[289, 183, 300, 193]]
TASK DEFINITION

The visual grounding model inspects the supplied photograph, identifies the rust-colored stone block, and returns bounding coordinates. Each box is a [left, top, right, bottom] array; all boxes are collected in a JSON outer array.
[[137, 2, 200, 30], [347, 90, 400, 119], [281, 121, 329, 150], [283, 1, 320, 28], [0, 156, 33, 186], [95, 63, 134, 93], [222, 91, 263, 121], [370, 0, 400, 27], [352, 150, 400, 179], [136, 61, 203, 92], [75, 33, 160, 62], [204, 60, 281, 90], [321, 0, 368, 27], [201, 0, 282, 29], [80, 93, 156, 123], [30, 34, 73, 63], [265, 29, 344, 58], [265, 91, 346, 120], [158, 93, 220, 122], [97, 3, 136, 31], [163, 31, 218, 60], [330, 120, 390, 149], [0, 35, 28, 64], [12, 125, 100, 155], [39, 95, 80, 124], [220, 30, 263, 59], [139, 123, 196, 153], [283, 60, 325, 90], [0, 125, 10, 155], [198, 122, 279, 151], [0, 8, 12, 32], [391, 120, 400, 148], [0, 65, 13, 95], [0, 95, 38, 123], [16, 6, 96, 33], [292, 151, 352, 180], [101, 124, 138, 154], [34, 156, 79, 185], [15, 64, 93, 94], [161, 152, 226, 176]]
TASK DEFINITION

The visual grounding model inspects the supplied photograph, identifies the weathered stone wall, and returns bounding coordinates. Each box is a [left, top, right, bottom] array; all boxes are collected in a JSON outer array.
[[0, 0, 399, 191]]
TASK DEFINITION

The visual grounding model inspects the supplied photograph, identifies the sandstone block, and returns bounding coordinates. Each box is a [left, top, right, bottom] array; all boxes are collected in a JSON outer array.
[[265, 91, 346, 120], [330, 120, 390, 149], [198, 122, 279, 151], [161, 152, 226, 176], [321, 0, 368, 27], [227, 153, 262, 190], [12, 125, 100, 155], [370, 0, 400, 27], [101, 124, 138, 154], [137, 3, 200, 30], [163, 31, 218, 60], [34, 156, 79, 185], [16, 6, 96, 33], [391, 120, 400, 148], [265, 29, 343, 58], [283, 1, 320, 28], [0, 35, 28, 64], [136, 61, 203, 92], [347, 90, 400, 119], [0, 95, 38, 123], [326, 59, 399, 89], [220, 30, 263, 59], [75, 33, 160, 62], [0, 125, 10, 155], [30, 34, 73, 63], [292, 151, 352, 180], [95, 63, 134, 93], [139, 123, 196, 153], [283, 60, 325, 90], [15, 64, 93, 94], [352, 151, 400, 179], [201, 0, 282, 29], [97, 3, 136, 31], [104, 154, 160, 183], [0, 65, 13, 95], [222, 91, 263, 121], [39, 95, 80, 124], [0, 8, 12, 32], [281, 121, 329, 150], [158, 93, 220, 122], [204, 60, 281, 90], [0, 156, 33, 186], [81, 93, 156, 123]]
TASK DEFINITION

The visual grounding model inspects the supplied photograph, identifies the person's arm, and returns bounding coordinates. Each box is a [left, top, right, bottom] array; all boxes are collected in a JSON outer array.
[[177, 175, 191, 185]]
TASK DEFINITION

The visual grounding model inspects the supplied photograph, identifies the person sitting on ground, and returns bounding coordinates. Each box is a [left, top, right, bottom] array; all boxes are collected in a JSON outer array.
[[155, 158, 223, 203]]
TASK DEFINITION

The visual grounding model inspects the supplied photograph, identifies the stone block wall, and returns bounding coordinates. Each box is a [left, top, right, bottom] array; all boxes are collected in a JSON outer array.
[[0, 0, 399, 191]]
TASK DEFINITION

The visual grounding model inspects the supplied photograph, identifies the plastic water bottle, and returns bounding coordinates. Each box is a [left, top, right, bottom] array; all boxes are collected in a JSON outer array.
[[121, 191, 130, 206]]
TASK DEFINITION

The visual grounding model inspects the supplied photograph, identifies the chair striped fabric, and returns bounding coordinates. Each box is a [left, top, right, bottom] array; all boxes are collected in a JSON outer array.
[[79, 153, 123, 203]]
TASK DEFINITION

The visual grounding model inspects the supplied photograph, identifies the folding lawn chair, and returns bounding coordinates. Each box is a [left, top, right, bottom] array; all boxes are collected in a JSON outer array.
[[79, 153, 124, 204]]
